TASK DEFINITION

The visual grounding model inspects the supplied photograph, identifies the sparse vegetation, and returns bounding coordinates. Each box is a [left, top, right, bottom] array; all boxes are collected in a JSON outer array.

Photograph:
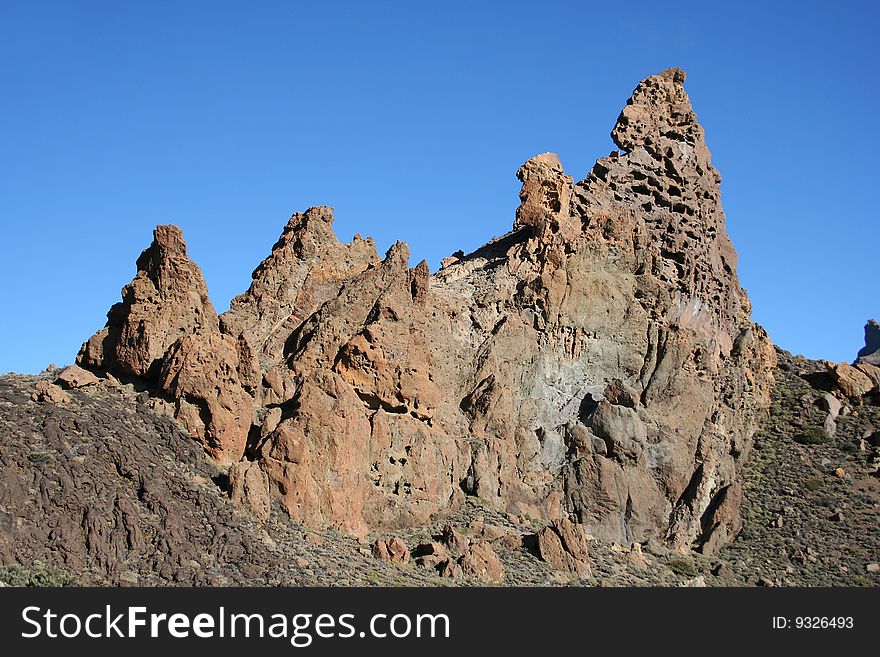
[[28, 449, 54, 464], [794, 426, 831, 445], [804, 476, 824, 492], [0, 564, 77, 587], [667, 557, 697, 578]]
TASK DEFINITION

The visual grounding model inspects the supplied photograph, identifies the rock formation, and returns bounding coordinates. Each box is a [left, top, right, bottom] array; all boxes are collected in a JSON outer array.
[[77, 68, 775, 554], [856, 319, 880, 367], [821, 319, 880, 402]]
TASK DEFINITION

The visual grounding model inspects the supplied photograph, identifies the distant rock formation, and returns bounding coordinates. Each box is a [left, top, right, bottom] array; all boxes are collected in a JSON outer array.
[[77, 68, 775, 553], [821, 320, 880, 402], [856, 319, 880, 367]]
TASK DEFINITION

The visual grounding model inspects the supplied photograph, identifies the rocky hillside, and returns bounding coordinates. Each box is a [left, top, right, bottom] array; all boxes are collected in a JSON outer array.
[[1, 68, 877, 587], [2, 339, 878, 586]]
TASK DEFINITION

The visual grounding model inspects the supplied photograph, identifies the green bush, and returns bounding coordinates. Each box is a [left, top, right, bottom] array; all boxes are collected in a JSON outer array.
[[667, 557, 697, 578], [27, 450, 54, 464], [794, 426, 831, 445], [804, 476, 824, 492], [0, 565, 77, 587]]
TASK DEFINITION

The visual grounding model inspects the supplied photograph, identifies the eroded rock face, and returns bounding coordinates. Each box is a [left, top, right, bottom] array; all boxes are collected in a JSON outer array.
[[78, 68, 774, 553], [158, 331, 259, 464]]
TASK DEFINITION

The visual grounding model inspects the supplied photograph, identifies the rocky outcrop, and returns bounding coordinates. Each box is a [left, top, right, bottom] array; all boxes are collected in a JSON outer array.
[[76, 68, 774, 554], [77, 226, 259, 465], [220, 206, 379, 373], [856, 319, 880, 366], [229, 460, 271, 522], [371, 537, 410, 564], [824, 322, 880, 402], [54, 365, 100, 389], [78, 226, 218, 378], [458, 541, 505, 583], [157, 331, 258, 464], [535, 518, 591, 577]]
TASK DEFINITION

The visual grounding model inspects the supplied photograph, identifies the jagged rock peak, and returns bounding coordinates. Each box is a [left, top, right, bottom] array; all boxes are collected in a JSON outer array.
[[220, 205, 380, 363], [77, 224, 218, 378], [514, 152, 574, 240], [276, 206, 357, 256], [856, 319, 880, 366], [611, 67, 703, 154]]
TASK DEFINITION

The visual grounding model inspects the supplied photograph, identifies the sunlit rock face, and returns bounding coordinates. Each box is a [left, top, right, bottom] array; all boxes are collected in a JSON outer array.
[[79, 68, 774, 553]]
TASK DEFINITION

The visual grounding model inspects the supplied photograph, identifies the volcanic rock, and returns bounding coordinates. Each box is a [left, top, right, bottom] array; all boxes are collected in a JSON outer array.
[[830, 362, 875, 399], [458, 541, 504, 583], [535, 518, 591, 577], [412, 541, 448, 569], [31, 380, 70, 405], [78, 225, 218, 378], [157, 331, 258, 464], [439, 524, 471, 553], [54, 365, 100, 389], [228, 460, 271, 522], [371, 537, 410, 564], [856, 319, 880, 366], [75, 68, 774, 556], [76, 225, 258, 464]]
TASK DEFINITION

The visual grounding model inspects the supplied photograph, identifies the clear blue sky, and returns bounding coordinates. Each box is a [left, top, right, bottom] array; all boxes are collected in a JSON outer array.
[[1, 1, 877, 373]]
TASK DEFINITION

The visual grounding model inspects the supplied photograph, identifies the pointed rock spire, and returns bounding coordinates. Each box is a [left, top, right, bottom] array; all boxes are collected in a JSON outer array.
[[856, 319, 880, 366], [77, 225, 218, 377]]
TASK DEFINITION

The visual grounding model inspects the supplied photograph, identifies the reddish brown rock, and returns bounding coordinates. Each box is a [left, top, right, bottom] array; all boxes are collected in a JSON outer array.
[[694, 482, 743, 555], [158, 331, 258, 464], [220, 206, 379, 369], [32, 380, 71, 405], [412, 541, 448, 569], [855, 363, 880, 389], [535, 518, 591, 577], [78, 225, 218, 378], [458, 541, 504, 583], [514, 152, 575, 242], [228, 460, 271, 522], [439, 524, 471, 554], [371, 537, 409, 564], [436, 558, 460, 578], [830, 362, 875, 399], [54, 365, 100, 389], [75, 225, 257, 465], [76, 69, 774, 555]]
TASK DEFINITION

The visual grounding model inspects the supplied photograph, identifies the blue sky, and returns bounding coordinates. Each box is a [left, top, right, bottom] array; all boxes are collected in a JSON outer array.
[[1, 1, 876, 373]]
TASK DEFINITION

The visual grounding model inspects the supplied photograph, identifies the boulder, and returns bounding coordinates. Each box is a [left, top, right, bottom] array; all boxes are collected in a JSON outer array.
[[412, 541, 448, 569], [535, 518, 591, 577], [371, 537, 409, 564], [32, 380, 71, 405], [458, 541, 504, 583], [54, 365, 100, 389], [228, 461, 271, 522], [830, 363, 875, 399]]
